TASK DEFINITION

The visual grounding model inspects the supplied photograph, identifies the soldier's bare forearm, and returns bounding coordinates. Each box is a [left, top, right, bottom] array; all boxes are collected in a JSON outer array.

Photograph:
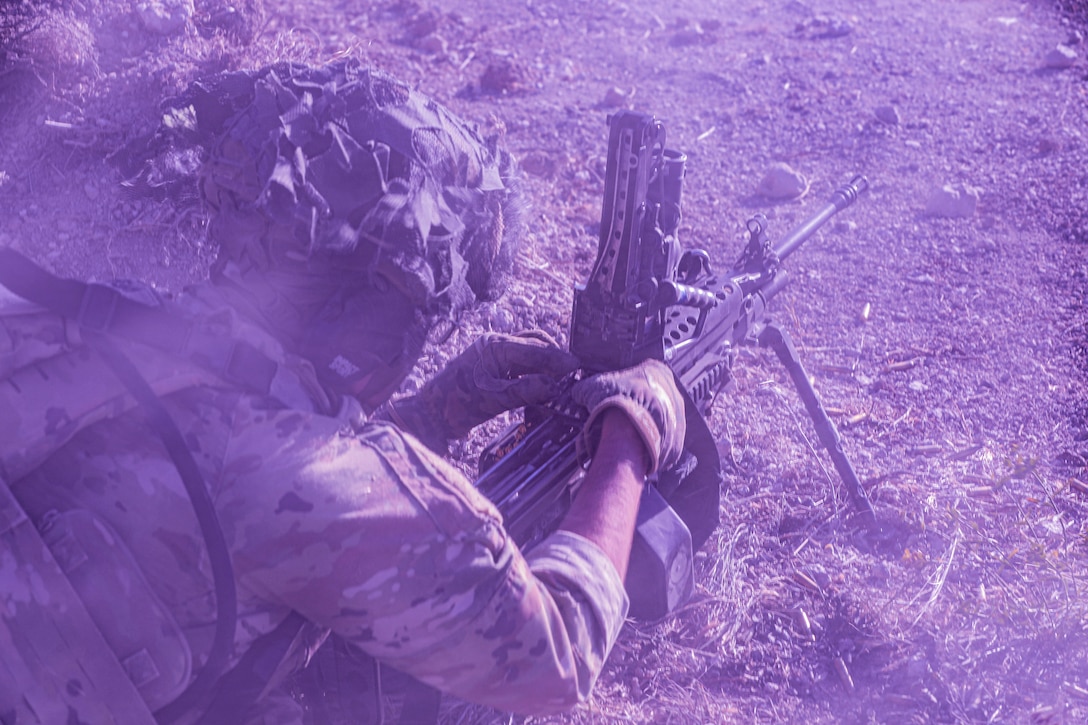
[[559, 409, 647, 581]]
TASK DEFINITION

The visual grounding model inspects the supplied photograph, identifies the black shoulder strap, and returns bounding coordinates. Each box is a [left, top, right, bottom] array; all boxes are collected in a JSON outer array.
[[0, 247, 278, 397], [86, 331, 237, 724], [196, 612, 310, 724], [0, 247, 191, 350], [397, 678, 442, 724]]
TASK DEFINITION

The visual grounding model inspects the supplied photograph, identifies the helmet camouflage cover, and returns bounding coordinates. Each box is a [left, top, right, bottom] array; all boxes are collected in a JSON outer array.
[[183, 59, 524, 316]]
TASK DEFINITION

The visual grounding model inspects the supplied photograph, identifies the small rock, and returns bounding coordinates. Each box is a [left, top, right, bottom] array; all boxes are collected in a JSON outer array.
[[905, 657, 928, 680], [1037, 136, 1062, 154], [925, 183, 980, 218], [84, 180, 99, 200], [670, 25, 718, 47], [406, 9, 441, 39], [869, 561, 890, 583], [197, 1, 263, 43], [804, 567, 832, 590], [137, 0, 194, 35], [479, 57, 532, 95], [756, 162, 809, 200], [558, 58, 576, 81], [874, 105, 900, 125], [794, 14, 853, 40], [602, 86, 633, 108], [487, 306, 516, 333], [670, 27, 702, 46], [24, 12, 97, 70], [416, 33, 447, 55], [509, 295, 533, 308], [519, 150, 561, 178], [1044, 44, 1077, 69]]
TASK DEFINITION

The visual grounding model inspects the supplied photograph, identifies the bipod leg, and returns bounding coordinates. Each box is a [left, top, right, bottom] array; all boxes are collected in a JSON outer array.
[[758, 322, 880, 532]]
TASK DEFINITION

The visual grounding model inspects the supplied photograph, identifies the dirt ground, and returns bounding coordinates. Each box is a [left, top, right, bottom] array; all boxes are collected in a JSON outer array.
[[2, 0, 1088, 723]]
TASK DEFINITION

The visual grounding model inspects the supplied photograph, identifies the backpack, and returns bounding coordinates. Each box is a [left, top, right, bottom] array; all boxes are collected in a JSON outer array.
[[0, 247, 325, 723]]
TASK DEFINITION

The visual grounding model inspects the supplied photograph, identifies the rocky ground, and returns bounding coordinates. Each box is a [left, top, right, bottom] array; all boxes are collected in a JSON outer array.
[[2, 0, 1088, 722]]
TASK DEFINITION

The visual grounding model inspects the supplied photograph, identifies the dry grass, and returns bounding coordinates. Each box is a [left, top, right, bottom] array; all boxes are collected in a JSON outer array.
[[2, 0, 1087, 723]]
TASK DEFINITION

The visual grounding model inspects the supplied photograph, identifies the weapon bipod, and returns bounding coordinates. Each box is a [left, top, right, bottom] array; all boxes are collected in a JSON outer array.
[[757, 321, 881, 533]]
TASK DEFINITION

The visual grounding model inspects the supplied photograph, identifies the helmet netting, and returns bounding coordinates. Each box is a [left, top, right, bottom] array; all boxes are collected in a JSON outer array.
[[190, 59, 522, 316]]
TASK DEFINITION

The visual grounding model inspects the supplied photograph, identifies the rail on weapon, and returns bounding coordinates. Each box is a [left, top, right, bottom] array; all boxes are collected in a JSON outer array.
[[662, 174, 871, 415]]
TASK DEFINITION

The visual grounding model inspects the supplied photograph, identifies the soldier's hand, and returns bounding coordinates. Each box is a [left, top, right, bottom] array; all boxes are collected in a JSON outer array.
[[571, 359, 686, 474], [389, 331, 579, 446]]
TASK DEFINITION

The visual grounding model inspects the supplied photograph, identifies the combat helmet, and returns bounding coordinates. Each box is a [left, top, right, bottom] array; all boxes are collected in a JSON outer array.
[[180, 58, 525, 319]]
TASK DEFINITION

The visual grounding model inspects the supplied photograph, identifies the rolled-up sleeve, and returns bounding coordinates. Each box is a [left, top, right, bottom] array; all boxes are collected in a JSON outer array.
[[379, 527, 629, 715], [522, 530, 630, 703], [219, 410, 629, 716]]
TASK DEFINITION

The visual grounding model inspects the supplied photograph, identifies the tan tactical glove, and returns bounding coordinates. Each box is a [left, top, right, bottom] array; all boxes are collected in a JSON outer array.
[[384, 331, 579, 449], [571, 359, 687, 474]]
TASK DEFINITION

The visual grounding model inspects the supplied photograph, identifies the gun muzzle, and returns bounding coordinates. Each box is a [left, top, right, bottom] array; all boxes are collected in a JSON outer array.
[[831, 174, 869, 212], [773, 174, 869, 261]]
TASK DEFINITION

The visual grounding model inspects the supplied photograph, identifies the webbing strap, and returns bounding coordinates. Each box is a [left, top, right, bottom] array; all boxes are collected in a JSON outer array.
[[81, 331, 238, 724]]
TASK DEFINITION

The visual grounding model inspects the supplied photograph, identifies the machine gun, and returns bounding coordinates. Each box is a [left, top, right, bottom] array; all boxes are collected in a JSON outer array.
[[476, 111, 873, 619]]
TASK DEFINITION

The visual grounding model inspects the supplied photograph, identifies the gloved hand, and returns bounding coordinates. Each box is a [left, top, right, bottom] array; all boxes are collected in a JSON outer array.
[[571, 359, 687, 474], [385, 331, 579, 448]]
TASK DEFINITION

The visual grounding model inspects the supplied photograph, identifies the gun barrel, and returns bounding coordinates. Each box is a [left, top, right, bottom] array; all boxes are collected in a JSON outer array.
[[773, 175, 868, 261]]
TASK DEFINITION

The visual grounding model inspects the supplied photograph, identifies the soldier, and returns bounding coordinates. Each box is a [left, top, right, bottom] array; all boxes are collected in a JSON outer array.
[[2, 60, 685, 722]]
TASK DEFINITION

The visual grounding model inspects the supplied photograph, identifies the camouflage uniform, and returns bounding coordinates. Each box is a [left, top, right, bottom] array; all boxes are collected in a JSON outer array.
[[6, 59, 630, 720], [10, 285, 629, 718]]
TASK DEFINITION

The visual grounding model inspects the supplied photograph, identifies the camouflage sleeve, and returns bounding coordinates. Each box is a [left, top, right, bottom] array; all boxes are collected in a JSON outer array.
[[522, 530, 630, 697], [219, 405, 628, 715]]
